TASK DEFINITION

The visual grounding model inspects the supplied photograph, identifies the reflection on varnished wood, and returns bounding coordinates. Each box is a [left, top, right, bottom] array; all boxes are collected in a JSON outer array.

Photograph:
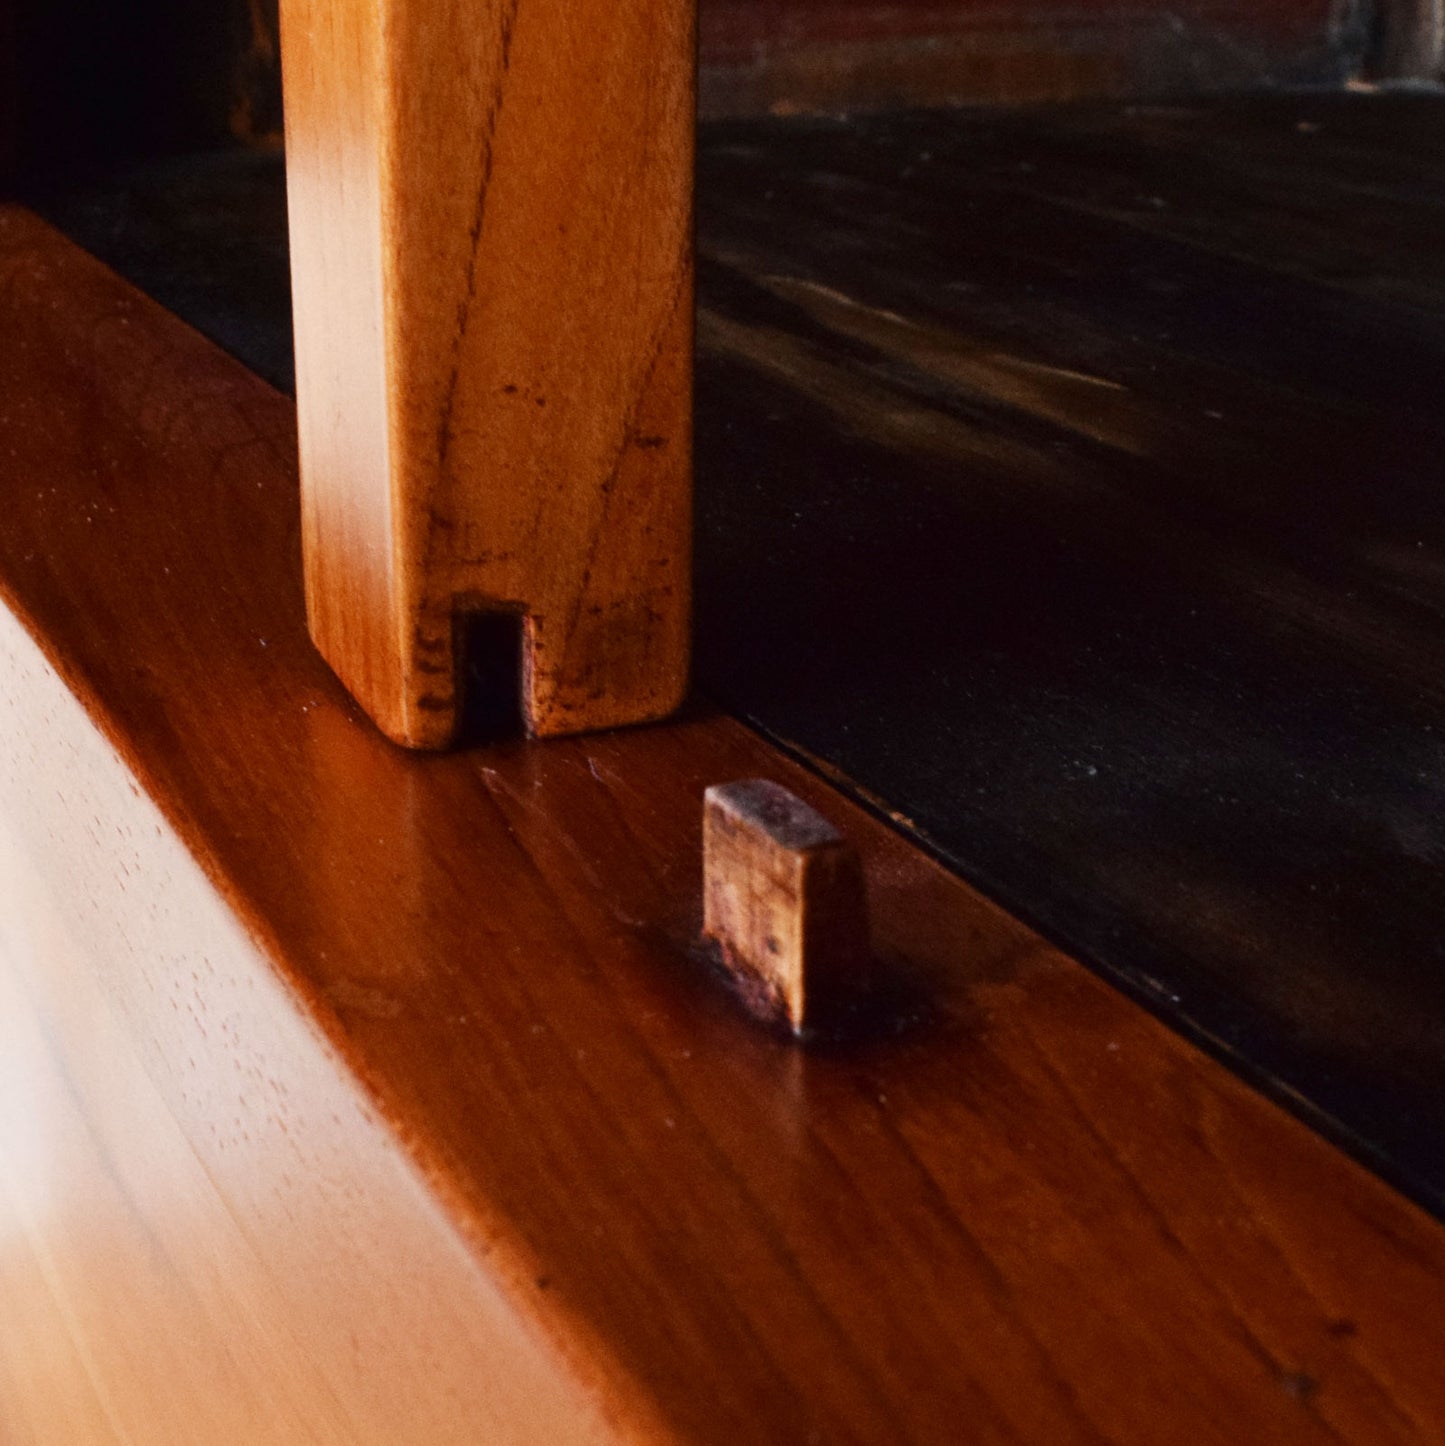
[[692, 96, 1445, 1212], [3, 204, 1445, 1440]]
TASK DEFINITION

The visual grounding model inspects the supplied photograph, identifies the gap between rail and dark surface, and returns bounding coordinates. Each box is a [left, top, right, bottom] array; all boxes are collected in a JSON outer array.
[[24, 91, 1445, 1215]]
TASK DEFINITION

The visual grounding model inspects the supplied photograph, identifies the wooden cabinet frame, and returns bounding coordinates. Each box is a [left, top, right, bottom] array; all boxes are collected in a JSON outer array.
[[4, 10, 1445, 1439]]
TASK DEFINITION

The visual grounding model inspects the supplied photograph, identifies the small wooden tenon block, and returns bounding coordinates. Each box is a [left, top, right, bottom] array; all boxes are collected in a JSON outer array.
[[703, 780, 871, 1033]]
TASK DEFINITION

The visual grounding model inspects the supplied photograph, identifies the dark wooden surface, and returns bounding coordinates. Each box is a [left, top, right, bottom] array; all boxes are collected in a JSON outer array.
[[694, 93, 1445, 1216], [700, 0, 1347, 59], [30, 92, 1445, 1218], [698, 0, 1368, 115], [5, 203, 1445, 1440]]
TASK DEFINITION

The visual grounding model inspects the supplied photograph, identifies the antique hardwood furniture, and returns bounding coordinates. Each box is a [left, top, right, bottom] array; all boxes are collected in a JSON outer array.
[[280, 0, 693, 746], [4, 3, 1445, 1443]]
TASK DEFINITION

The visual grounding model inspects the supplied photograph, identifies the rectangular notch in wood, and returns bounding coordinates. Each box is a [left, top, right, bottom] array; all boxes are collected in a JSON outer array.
[[280, 0, 694, 748]]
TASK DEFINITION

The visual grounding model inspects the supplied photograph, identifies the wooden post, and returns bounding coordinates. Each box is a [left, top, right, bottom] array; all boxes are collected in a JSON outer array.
[[279, 0, 694, 748]]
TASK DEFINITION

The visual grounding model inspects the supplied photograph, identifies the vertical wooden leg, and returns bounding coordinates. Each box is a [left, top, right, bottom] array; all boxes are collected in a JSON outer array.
[[279, 0, 694, 748]]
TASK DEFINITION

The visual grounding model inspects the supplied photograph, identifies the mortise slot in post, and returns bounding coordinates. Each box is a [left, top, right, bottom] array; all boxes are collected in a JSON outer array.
[[454, 609, 526, 747], [702, 780, 872, 1035]]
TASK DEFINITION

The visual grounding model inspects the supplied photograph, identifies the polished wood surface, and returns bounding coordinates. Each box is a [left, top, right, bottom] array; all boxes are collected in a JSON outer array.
[[3, 207, 1445, 1440], [0, 760, 609, 1446], [693, 94, 1445, 1213], [279, 0, 694, 747], [34, 96, 1445, 1211]]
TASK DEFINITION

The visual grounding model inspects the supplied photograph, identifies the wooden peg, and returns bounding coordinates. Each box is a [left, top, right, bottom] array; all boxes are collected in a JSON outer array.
[[279, 0, 694, 748], [702, 781, 872, 1034]]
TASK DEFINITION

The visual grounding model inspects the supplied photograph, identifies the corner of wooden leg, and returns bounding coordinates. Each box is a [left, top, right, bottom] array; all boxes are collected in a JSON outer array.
[[520, 591, 690, 739]]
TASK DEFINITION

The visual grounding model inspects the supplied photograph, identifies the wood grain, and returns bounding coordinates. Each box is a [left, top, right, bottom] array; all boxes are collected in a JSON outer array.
[[0, 779, 612, 1446], [703, 779, 871, 1032], [279, 0, 694, 748], [4, 206, 1445, 1441]]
